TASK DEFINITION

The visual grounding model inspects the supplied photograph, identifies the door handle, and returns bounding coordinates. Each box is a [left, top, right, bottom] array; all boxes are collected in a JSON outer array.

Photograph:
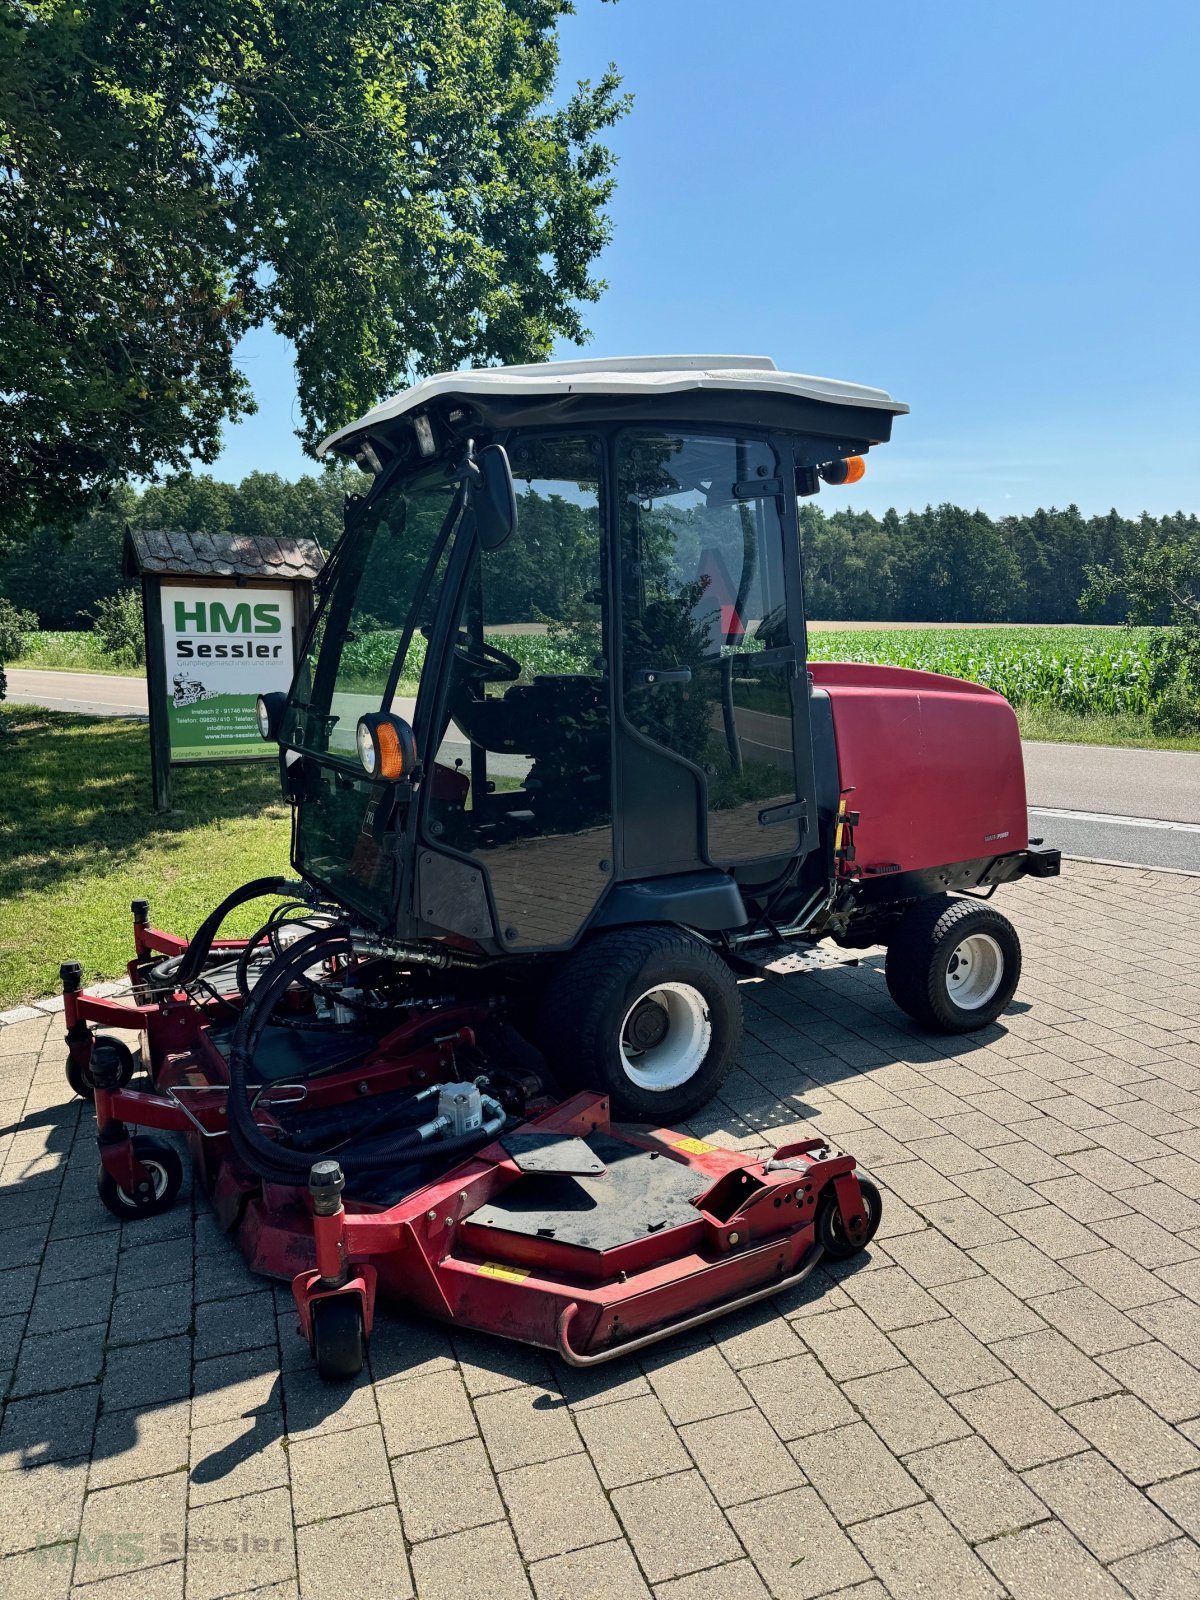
[[632, 667, 693, 686]]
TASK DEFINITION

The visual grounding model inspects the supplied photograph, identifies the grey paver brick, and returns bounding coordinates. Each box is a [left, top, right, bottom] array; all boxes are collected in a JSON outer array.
[[0, 1546, 74, 1600], [1068, 1246, 1178, 1310], [1007, 1204, 1106, 1260], [968, 1238, 1076, 1297], [0, 1383, 99, 1470], [500, 1452, 620, 1559], [1097, 1339, 1200, 1423], [409, 1520, 530, 1599], [575, 1393, 689, 1488], [955, 1164, 1050, 1213], [952, 1379, 1085, 1470], [101, 1335, 192, 1414], [11, 1323, 106, 1398], [295, 1504, 411, 1600], [890, 1317, 1011, 1395], [642, 1341, 753, 1425], [791, 1421, 923, 1525], [107, 1282, 192, 1346], [68, 1557, 184, 1599], [989, 1329, 1120, 1407], [882, 1228, 982, 1286], [450, 1327, 553, 1396], [873, 1160, 962, 1207], [192, 1291, 276, 1361], [1130, 1295, 1200, 1365], [841, 1366, 971, 1455], [741, 1353, 857, 1440], [981, 1520, 1129, 1600], [189, 1414, 289, 1507], [930, 1273, 1046, 1340], [1026, 1283, 1149, 1355], [1024, 1449, 1176, 1563], [1061, 1393, 1200, 1485], [530, 1538, 651, 1600], [375, 1367, 475, 1457], [390, 1438, 504, 1541], [38, 1235, 119, 1287], [183, 1485, 295, 1600], [73, 1471, 186, 1587], [278, 1363, 378, 1440], [714, 1302, 805, 1369], [26, 1275, 116, 1337], [1033, 1173, 1136, 1221], [796, 1307, 905, 1380], [190, 1347, 281, 1430], [906, 1434, 1047, 1542], [287, 1420, 393, 1525], [850, 1502, 1004, 1600], [1111, 1537, 1200, 1600], [474, 1383, 581, 1472], [1147, 1469, 1200, 1540], [612, 1469, 740, 1584], [653, 1560, 773, 1598], [1095, 1211, 1200, 1267], [681, 1406, 805, 1507], [0, 1455, 89, 1555], [842, 1267, 944, 1331], [730, 1485, 870, 1599], [88, 1401, 190, 1489]]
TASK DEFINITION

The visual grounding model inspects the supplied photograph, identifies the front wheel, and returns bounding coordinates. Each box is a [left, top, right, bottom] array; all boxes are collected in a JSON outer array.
[[885, 898, 1022, 1032], [312, 1295, 366, 1382], [97, 1136, 184, 1219], [537, 925, 742, 1122], [816, 1177, 883, 1260]]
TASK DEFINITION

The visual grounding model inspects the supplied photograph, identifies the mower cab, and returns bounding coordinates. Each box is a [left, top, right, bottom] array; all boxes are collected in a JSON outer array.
[[59, 356, 1059, 1379]]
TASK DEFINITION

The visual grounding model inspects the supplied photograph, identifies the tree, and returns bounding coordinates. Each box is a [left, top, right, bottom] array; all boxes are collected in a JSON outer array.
[[0, 2, 628, 544]]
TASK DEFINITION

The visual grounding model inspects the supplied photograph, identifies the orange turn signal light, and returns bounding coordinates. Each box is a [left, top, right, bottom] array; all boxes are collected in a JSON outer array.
[[819, 456, 866, 487], [356, 713, 418, 781]]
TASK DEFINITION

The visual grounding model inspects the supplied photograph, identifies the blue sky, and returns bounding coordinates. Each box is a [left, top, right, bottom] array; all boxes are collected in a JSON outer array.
[[214, 0, 1199, 518]]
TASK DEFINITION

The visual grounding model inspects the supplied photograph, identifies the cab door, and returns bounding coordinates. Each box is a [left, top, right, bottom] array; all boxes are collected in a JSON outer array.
[[616, 430, 815, 876]]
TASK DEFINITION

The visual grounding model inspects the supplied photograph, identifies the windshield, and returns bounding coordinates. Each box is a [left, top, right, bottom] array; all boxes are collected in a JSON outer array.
[[283, 468, 461, 760]]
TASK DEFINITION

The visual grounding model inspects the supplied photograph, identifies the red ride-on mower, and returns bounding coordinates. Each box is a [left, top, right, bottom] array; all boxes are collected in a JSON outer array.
[[60, 356, 1059, 1379]]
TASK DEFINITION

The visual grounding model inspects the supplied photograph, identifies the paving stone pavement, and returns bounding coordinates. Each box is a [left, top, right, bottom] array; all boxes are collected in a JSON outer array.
[[1, 860, 1199, 1599]]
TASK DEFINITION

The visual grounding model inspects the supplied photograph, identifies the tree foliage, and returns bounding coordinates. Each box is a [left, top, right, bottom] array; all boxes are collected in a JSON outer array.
[[0, 1, 627, 542]]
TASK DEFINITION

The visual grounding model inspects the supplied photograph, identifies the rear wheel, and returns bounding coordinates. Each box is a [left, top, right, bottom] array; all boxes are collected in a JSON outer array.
[[537, 925, 742, 1122], [312, 1295, 366, 1382], [885, 898, 1021, 1032], [66, 1034, 137, 1101], [816, 1177, 882, 1260]]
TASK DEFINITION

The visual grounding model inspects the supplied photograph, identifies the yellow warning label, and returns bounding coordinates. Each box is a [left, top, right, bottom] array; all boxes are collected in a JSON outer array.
[[477, 1261, 531, 1283], [672, 1136, 717, 1155]]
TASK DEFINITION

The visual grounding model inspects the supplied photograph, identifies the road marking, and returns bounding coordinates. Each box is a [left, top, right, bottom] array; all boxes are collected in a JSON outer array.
[[1030, 807, 1200, 834]]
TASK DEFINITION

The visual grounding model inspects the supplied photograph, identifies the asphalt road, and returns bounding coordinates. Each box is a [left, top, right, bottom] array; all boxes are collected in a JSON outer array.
[[8, 670, 1199, 872]]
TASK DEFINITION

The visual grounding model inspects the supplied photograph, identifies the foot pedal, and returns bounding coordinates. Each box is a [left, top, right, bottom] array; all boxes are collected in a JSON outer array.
[[730, 940, 859, 978]]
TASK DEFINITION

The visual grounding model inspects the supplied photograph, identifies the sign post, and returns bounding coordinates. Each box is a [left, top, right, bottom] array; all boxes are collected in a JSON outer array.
[[125, 531, 323, 810]]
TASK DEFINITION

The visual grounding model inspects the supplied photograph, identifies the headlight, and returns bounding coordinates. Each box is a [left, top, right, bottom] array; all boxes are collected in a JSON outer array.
[[356, 713, 417, 781], [255, 695, 272, 740], [356, 719, 378, 774]]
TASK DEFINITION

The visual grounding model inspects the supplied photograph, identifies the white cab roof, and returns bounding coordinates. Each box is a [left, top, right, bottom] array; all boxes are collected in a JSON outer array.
[[317, 354, 908, 457]]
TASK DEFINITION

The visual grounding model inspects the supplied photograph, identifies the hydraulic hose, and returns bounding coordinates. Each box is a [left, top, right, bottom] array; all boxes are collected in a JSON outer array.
[[175, 877, 306, 987], [226, 926, 505, 1185]]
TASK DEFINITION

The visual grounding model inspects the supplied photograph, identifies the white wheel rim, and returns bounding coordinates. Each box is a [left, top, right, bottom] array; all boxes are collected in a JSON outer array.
[[117, 1160, 169, 1207], [945, 932, 1005, 1010], [619, 982, 712, 1092]]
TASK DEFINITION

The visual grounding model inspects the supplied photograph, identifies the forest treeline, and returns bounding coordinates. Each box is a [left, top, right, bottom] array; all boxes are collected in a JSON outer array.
[[0, 469, 1196, 629]]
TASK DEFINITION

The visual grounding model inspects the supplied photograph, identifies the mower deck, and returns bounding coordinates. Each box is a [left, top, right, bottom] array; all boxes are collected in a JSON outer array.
[[60, 911, 875, 1378]]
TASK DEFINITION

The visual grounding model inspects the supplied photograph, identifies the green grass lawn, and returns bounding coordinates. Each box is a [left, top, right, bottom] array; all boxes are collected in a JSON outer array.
[[9, 630, 134, 675], [0, 706, 292, 1009]]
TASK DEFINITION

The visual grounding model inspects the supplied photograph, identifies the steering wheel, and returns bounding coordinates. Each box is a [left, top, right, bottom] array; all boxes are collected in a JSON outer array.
[[451, 629, 523, 684]]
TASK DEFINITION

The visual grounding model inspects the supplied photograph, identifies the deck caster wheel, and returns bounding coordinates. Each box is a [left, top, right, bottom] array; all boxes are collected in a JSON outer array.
[[311, 1295, 366, 1382], [816, 1177, 882, 1261], [537, 925, 742, 1122], [66, 1034, 137, 1102], [885, 898, 1021, 1033], [97, 1136, 183, 1219]]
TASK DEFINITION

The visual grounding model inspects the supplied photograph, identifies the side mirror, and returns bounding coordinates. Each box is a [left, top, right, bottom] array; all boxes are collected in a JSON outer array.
[[255, 692, 288, 742], [472, 443, 518, 551]]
